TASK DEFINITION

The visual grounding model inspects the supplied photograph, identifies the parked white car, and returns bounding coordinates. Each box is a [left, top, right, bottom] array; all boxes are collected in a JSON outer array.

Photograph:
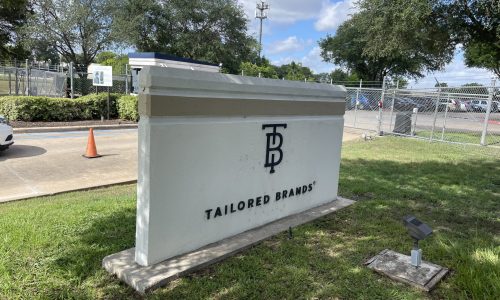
[[0, 115, 14, 151]]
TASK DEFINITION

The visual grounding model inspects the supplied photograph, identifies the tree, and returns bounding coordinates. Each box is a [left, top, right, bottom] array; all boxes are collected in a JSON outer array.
[[329, 69, 359, 83], [23, 0, 117, 72], [275, 62, 315, 81], [240, 58, 278, 79], [95, 51, 128, 74], [0, 0, 30, 60], [441, 1, 499, 77], [114, 0, 257, 74], [319, 0, 455, 81], [462, 83, 483, 87]]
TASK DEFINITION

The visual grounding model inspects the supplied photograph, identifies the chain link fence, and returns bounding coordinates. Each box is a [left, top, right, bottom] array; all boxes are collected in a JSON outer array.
[[0, 60, 132, 98], [71, 72, 130, 97], [0, 60, 67, 97], [343, 80, 500, 149]]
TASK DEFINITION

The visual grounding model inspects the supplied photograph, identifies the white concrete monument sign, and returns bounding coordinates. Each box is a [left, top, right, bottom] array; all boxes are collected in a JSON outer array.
[[134, 67, 346, 266], [103, 66, 348, 293]]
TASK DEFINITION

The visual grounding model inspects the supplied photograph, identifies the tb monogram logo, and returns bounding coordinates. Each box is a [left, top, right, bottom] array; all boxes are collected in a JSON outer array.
[[262, 123, 287, 174]]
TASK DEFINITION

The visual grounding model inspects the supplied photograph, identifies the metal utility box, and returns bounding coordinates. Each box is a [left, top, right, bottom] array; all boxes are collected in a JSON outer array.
[[393, 112, 412, 134]]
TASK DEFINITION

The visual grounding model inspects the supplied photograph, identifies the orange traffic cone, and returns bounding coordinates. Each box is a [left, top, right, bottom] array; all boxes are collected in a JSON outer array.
[[83, 128, 101, 158]]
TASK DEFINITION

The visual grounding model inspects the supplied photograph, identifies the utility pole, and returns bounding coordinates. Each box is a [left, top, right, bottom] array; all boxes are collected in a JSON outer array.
[[255, 1, 269, 60]]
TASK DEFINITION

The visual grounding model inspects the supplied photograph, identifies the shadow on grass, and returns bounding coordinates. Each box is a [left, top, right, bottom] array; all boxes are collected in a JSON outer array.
[[338, 158, 499, 231], [151, 157, 499, 299], [52, 207, 136, 282], [46, 156, 498, 299]]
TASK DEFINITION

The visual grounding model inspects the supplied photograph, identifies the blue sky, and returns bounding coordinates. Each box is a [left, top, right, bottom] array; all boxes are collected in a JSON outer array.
[[237, 0, 495, 88]]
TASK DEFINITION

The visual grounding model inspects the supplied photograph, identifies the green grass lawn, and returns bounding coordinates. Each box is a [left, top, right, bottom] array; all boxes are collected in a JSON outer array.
[[0, 79, 10, 96], [0, 137, 499, 299], [415, 129, 500, 146]]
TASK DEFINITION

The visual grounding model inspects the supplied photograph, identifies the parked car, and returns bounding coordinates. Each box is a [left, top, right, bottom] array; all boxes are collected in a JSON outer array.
[[394, 97, 428, 111], [492, 101, 500, 112], [446, 99, 460, 111], [459, 100, 471, 112], [349, 93, 374, 110], [470, 100, 496, 112], [0, 115, 14, 151]]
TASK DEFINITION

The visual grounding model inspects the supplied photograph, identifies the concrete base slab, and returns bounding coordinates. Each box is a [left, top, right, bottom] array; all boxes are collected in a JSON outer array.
[[365, 249, 449, 291], [103, 197, 355, 294]]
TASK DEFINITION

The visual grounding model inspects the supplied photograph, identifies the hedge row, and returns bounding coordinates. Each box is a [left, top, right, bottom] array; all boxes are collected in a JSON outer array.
[[0, 94, 138, 122], [117, 95, 139, 121]]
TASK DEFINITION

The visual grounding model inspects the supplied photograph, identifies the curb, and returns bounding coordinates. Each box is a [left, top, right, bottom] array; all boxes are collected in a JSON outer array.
[[13, 123, 138, 134], [0, 180, 138, 204]]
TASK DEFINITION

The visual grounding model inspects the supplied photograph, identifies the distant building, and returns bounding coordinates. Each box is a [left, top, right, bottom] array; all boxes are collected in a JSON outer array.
[[128, 52, 220, 94]]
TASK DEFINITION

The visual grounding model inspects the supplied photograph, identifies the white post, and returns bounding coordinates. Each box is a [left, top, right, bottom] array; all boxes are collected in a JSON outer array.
[[441, 93, 450, 141], [429, 87, 442, 142], [25, 59, 29, 96], [377, 76, 386, 135], [388, 80, 399, 131], [411, 107, 418, 136], [69, 62, 74, 99], [480, 79, 496, 146], [353, 79, 362, 127], [125, 64, 129, 94]]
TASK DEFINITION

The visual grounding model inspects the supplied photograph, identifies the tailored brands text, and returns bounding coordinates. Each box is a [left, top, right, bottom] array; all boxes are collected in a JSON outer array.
[[204, 181, 317, 220], [204, 122, 317, 221]]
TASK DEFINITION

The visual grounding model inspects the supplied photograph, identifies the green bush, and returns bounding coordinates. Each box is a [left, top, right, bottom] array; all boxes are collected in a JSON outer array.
[[117, 95, 138, 121], [75, 93, 121, 120], [0, 93, 122, 121]]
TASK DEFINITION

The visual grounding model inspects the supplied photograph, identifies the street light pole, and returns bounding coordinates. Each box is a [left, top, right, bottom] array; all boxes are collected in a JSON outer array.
[[256, 1, 269, 60]]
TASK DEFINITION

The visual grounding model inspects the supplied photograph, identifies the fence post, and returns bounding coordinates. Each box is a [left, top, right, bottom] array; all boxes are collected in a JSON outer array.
[[441, 93, 450, 141], [8, 72, 11, 95], [377, 76, 386, 135], [25, 59, 29, 96], [69, 62, 74, 99], [480, 79, 496, 146], [15, 66, 19, 95], [125, 64, 129, 94], [429, 87, 442, 142], [388, 80, 399, 131], [353, 79, 362, 127]]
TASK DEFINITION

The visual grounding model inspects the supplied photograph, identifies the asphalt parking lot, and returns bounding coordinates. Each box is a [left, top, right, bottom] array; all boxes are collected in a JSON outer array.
[[0, 129, 137, 202]]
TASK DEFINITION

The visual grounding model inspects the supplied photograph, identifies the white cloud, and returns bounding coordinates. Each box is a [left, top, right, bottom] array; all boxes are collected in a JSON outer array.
[[409, 49, 495, 88], [268, 36, 304, 54], [315, 0, 358, 31], [238, 0, 324, 25], [301, 46, 335, 73]]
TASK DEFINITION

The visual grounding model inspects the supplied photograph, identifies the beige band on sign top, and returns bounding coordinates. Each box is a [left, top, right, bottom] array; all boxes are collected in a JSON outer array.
[[138, 66, 347, 117]]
